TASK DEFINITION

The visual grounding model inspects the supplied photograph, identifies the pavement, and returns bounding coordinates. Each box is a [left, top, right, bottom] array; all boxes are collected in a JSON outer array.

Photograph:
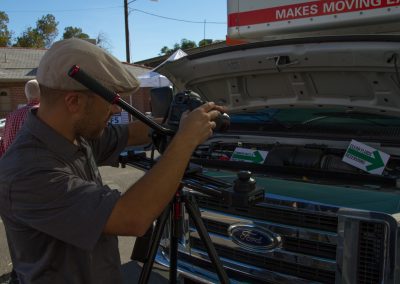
[[0, 164, 169, 284]]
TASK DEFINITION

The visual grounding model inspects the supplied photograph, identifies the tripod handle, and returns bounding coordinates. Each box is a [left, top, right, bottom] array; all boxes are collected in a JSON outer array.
[[68, 65, 175, 136], [68, 65, 118, 104]]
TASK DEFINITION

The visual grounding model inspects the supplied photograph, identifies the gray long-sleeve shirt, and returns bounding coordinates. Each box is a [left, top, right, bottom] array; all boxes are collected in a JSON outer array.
[[0, 109, 129, 284]]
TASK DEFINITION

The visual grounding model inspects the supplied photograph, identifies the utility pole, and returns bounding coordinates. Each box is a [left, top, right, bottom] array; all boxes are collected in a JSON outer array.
[[124, 0, 130, 63], [124, 0, 158, 63]]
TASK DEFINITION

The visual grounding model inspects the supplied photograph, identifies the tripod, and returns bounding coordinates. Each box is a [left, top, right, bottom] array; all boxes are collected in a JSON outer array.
[[137, 183, 230, 284]]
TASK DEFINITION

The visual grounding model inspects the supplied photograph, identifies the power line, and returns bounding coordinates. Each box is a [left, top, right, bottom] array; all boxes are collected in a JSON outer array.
[[130, 8, 226, 24]]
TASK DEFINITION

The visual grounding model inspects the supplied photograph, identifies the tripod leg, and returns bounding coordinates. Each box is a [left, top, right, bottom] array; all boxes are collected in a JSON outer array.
[[138, 204, 171, 284], [184, 196, 230, 284], [169, 191, 183, 284], [170, 233, 178, 284]]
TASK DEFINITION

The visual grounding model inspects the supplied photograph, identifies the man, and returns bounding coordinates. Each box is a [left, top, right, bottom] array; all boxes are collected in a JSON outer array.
[[0, 79, 40, 156], [0, 38, 225, 284]]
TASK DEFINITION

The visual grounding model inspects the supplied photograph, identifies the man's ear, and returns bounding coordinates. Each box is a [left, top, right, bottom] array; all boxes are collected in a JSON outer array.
[[64, 92, 84, 113]]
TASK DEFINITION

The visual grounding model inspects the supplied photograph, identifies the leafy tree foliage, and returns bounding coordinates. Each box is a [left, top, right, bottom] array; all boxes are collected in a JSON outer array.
[[1, 12, 107, 52], [14, 14, 58, 48], [180, 38, 197, 50], [160, 38, 196, 55], [0, 11, 12, 47], [198, 39, 213, 47], [14, 27, 43, 48], [160, 38, 222, 56], [62, 26, 89, 40], [160, 46, 171, 55], [37, 14, 58, 47]]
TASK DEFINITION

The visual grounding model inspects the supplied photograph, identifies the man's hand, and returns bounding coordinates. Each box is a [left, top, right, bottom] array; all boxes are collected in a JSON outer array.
[[177, 102, 227, 148]]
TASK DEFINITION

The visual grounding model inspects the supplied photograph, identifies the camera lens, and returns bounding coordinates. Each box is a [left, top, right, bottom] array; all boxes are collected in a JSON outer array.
[[215, 113, 230, 132]]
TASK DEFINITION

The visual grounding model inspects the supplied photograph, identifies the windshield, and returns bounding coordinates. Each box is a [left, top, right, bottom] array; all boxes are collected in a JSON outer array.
[[229, 108, 400, 139], [231, 108, 400, 124]]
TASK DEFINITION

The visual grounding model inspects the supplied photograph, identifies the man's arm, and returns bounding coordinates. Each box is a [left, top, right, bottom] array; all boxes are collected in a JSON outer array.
[[126, 117, 163, 146], [104, 103, 225, 236]]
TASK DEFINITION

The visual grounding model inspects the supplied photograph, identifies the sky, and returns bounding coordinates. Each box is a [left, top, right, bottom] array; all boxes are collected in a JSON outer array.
[[1, 0, 228, 62]]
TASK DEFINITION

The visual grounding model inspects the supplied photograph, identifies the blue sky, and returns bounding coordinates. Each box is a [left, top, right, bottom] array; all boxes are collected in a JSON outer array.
[[1, 0, 227, 62]]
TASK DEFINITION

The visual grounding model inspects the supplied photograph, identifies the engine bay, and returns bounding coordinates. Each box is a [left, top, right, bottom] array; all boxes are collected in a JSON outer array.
[[191, 138, 400, 190]]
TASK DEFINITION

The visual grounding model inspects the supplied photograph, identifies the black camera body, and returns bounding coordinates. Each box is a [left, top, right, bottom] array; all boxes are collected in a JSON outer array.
[[152, 90, 230, 153], [166, 90, 204, 128], [166, 90, 230, 132]]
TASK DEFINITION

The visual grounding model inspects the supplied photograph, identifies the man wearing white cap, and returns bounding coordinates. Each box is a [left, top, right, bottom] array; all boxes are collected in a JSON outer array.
[[0, 38, 225, 284]]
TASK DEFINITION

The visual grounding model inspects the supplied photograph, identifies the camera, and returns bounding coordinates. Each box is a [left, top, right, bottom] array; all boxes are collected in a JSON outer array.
[[152, 90, 230, 153], [166, 90, 230, 132]]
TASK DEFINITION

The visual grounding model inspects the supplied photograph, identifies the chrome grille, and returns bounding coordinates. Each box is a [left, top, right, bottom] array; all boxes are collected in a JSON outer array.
[[195, 196, 338, 232], [357, 221, 386, 284], [190, 237, 336, 283], [283, 237, 336, 259], [185, 196, 338, 283], [199, 219, 337, 260], [167, 198, 396, 283]]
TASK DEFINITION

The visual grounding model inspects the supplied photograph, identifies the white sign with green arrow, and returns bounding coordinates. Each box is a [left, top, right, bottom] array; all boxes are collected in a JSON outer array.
[[230, 147, 268, 164], [342, 140, 389, 175]]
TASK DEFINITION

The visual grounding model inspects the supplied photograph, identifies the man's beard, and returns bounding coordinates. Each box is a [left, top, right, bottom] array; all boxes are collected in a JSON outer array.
[[74, 101, 107, 139]]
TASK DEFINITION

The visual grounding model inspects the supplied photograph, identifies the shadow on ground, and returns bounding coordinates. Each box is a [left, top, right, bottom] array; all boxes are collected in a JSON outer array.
[[0, 262, 169, 284]]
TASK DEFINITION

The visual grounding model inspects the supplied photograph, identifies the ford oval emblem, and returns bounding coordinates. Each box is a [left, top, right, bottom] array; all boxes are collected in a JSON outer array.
[[228, 224, 281, 252]]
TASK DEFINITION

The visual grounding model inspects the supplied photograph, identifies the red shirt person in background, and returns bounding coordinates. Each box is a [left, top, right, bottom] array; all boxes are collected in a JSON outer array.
[[0, 79, 40, 156], [0, 78, 40, 284]]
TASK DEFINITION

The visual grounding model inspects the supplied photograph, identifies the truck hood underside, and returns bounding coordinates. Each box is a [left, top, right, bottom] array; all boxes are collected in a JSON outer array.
[[157, 35, 400, 116]]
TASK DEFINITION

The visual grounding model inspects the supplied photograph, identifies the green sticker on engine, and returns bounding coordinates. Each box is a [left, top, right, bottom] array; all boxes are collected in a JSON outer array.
[[230, 147, 268, 164]]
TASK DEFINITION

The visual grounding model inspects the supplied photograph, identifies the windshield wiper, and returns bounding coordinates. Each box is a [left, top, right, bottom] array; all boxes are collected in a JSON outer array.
[[232, 112, 293, 129], [301, 111, 391, 126]]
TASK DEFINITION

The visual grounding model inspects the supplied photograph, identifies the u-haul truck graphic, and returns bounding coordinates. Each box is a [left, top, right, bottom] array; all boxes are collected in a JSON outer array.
[[228, 0, 400, 42]]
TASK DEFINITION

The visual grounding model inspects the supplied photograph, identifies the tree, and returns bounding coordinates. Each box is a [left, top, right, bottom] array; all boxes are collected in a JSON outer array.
[[37, 14, 58, 47], [180, 38, 197, 50], [198, 39, 212, 47], [159, 38, 198, 56], [14, 27, 43, 48], [0, 11, 12, 47], [160, 46, 172, 55], [62, 26, 89, 40], [96, 32, 112, 52], [14, 14, 58, 48]]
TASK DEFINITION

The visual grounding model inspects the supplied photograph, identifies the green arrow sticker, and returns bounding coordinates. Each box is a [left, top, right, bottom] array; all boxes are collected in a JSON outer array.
[[230, 147, 268, 164], [346, 148, 384, 171], [342, 140, 389, 175]]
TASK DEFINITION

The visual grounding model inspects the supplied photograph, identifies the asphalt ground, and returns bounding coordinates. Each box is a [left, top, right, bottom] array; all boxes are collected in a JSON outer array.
[[0, 164, 169, 284]]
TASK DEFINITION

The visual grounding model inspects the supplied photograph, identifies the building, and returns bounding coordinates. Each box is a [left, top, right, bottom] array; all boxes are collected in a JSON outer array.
[[0, 47, 46, 118], [0, 46, 152, 119]]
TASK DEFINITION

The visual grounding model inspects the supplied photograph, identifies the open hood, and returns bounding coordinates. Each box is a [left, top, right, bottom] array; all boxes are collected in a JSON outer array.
[[156, 35, 400, 116]]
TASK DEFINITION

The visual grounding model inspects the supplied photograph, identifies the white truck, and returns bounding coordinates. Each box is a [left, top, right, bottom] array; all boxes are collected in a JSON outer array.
[[130, 1, 400, 283]]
